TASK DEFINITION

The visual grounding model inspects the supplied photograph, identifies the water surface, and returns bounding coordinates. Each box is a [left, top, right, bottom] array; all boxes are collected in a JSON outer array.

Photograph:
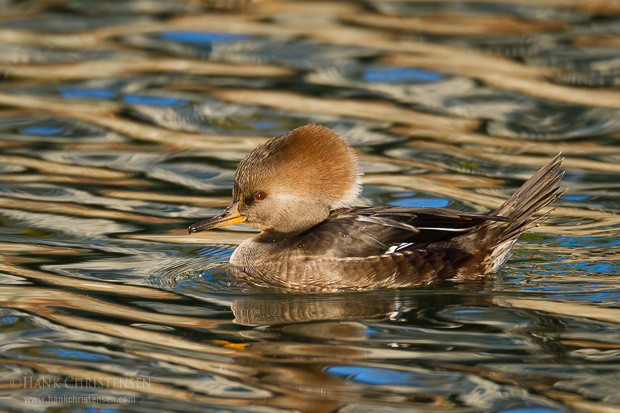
[[1, 0, 620, 411]]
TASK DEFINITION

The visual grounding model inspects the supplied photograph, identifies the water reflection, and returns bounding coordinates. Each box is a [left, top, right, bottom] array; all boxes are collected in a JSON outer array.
[[207, 287, 592, 411]]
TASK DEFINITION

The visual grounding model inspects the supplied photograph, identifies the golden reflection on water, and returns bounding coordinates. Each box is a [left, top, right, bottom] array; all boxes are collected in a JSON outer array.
[[1, 0, 620, 411]]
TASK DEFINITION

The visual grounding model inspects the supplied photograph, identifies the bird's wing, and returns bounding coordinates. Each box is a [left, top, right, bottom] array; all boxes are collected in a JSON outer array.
[[296, 206, 508, 258]]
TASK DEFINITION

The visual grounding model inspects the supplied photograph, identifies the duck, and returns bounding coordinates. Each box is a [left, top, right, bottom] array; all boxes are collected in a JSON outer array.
[[189, 123, 564, 292]]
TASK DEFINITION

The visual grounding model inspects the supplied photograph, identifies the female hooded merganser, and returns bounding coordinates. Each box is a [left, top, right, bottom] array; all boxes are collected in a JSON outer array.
[[189, 124, 564, 292]]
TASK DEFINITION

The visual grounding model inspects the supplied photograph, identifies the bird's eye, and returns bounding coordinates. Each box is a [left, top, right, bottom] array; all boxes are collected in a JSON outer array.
[[254, 191, 267, 201]]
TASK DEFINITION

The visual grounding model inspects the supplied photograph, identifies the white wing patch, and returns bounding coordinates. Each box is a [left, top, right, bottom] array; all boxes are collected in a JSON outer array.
[[385, 242, 414, 254], [415, 227, 471, 232], [384, 226, 471, 254]]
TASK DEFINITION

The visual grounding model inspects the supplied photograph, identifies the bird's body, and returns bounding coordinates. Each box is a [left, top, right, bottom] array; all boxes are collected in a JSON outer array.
[[229, 207, 496, 291], [190, 124, 564, 292]]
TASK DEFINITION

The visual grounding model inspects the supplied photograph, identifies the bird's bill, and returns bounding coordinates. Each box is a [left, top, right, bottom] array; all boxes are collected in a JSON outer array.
[[188, 203, 245, 233]]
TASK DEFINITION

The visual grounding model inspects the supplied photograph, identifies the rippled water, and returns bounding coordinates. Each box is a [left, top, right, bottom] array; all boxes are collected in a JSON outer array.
[[1, 0, 620, 411]]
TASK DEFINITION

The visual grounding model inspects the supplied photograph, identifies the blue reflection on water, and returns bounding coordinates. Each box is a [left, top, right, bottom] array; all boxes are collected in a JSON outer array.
[[42, 349, 109, 361], [363, 67, 445, 83], [247, 119, 283, 130], [161, 31, 251, 44], [61, 88, 116, 99], [556, 236, 620, 247], [226, 386, 254, 393], [0, 316, 18, 324], [561, 195, 589, 200], [327, 366, 457, 386], [549, 261, 620, 277], [455, 309, 485, 314], [499, 409, 568, 413], [390, 198, 450, 207], [20, 126, 63, 135], [86, 408, 120, 413], [328, 366, 410, 385], [123, 94, 188, 107]]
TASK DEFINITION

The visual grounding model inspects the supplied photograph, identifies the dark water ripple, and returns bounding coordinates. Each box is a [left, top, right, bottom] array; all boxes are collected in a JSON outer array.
[[369, 1, 590, 22], [0, 115, 123, 142]]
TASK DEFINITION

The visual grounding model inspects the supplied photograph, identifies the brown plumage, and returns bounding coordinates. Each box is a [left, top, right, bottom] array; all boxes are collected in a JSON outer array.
[[189, 124, 565, 292], [234, 123, 361, 209]]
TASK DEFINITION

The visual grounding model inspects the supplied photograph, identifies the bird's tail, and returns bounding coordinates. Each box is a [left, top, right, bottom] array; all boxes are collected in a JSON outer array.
[[481, 153, 565, 273]]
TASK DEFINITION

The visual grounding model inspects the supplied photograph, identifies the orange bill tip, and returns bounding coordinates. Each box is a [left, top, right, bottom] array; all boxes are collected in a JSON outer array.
[[188, 203, 245, 234]]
